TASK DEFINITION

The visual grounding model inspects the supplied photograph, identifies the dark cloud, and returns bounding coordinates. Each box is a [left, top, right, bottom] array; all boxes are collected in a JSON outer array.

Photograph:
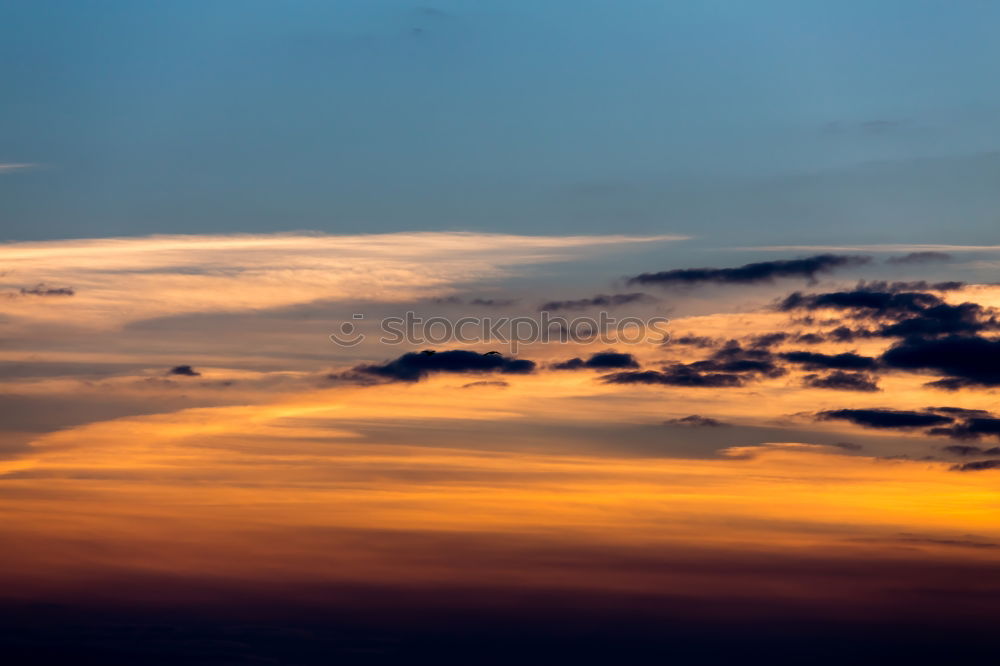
[[19, 283, 75, 296], [538, 293, 653, 312], [325, 370, 382, 386], [818, 406, 1000, 444], [880, 303, 995, 338], [882, 532, 999, 549], [941, 445, 1000, 457], [461, 380, 509, 389], [817, 408, 953, 429], [858, 280, 964, 292], [927, 417, 1000, 442], [355, 350, 535, 382], [746, 332, 789, 349], [628, 254, 869, 288], [828, 326, 859, 342], [780, 285, 995, 338], [168, 365, 201, 377], [780, 351, 878, 370], [669, 334, 718, 348], [951, 459, 1000, 472], [553, 358, 597, 370], [831, 441, 863, 451], [926, 406, 992, 418], [687, 341, 785, 378], [886, 252, 952, 265], [610, 341, 785, 387], [603, 367, 742, 388], [583, 352, 640, 369], [663, 415, 729, 427], [803, 371, 880, 392], [553, 352, 639, 370], [469, 298, 519, 307], [880, 335, 1000, 388], [793, 332, 825, 345], [780, 289, 940, 316], [429, 297, 518, 307]]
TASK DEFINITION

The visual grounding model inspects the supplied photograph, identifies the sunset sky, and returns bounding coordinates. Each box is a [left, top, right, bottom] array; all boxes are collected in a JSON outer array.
[[2, 2, 1000, 664]]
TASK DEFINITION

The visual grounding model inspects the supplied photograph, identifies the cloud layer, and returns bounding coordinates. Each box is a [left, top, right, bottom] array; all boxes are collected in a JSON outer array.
[[628, 254, 869, 287]]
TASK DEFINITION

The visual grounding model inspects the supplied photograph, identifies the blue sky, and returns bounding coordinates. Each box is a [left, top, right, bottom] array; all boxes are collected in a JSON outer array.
[[2, 0, 1000, 242]]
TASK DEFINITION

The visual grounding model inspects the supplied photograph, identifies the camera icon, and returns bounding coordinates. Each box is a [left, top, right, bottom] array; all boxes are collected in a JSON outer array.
[[329, 313, 366, 347]]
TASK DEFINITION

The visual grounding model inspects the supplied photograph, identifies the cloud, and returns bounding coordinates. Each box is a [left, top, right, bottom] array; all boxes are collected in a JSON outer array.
[[780, 288, 940, 316], [828, 326, 860, 342], [951, 459, 1000, 472], [552, 352, 639, 370], [780, 351, 878, 370], [744, 332, 790, 349], [435, 297, 520, 307], [687, 341, 785, 378], [941, 445, 1000, 457], [668, 334, 718, 348], [0, 163, 36, 173], [609, 340, 786, 388], [857, 280, 963, 292], [469, 298, 518, 307], [926, 406, 993, 418], [880, 335, 1000, 388], [803, 371, 880, 392], [780, 286, 996, 338], [817, 408, 953, 429], [663, 415, 729, 427], [880, 533, 999, 549], [168, 365, 201, 377], [18, 284, 75, 297], [886, 252, 952, 265], [0, 232, 684, 328], [818, 406, 1000, 443], [627, 255, 870, 288], [461, 380, 509, 389], [880, 303, 996, 338], [603, 367, 743, 388], [793, 333, 825, 344], [928, 417, 1000, 442], [355, 350, 535, 382], [538, 293, 653, 312], [831, 441, 863, 451]]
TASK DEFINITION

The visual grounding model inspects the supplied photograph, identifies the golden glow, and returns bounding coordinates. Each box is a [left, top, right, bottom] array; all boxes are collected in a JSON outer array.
[[2, 379, 997, 601]]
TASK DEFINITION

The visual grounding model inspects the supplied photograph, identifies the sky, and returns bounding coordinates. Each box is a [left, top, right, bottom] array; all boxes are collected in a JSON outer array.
[[3, 0, 1000, 243], [2, 2, 1000, 664]]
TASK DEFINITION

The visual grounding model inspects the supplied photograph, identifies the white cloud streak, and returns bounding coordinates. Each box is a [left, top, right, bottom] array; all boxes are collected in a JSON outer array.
[[0, 231, 687, 328]]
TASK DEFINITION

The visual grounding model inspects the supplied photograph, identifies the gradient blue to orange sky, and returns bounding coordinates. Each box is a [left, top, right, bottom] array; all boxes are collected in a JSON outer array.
[[2, 2, 1000, 664]]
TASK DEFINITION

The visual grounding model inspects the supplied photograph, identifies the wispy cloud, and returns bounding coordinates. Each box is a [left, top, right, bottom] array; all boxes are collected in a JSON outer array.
[[0, 232, 686, 328], [0, 162, 36, 172]]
